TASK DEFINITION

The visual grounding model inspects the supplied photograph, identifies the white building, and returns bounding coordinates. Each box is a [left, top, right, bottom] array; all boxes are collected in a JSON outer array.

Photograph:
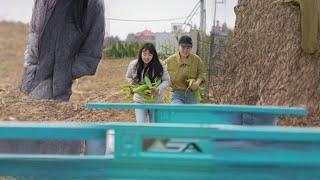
[[155, 32, 178, 55]]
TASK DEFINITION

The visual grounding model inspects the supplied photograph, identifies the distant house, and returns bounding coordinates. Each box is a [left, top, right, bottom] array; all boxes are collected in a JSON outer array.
[[125, 27, 199, 56], [155, 32, 178, 55], [155, 23, 199, 56], [134, 30, 155, 45]]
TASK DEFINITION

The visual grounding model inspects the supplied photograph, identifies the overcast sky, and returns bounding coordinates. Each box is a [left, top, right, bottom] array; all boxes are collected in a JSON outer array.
[[0, 0, 237, 40]]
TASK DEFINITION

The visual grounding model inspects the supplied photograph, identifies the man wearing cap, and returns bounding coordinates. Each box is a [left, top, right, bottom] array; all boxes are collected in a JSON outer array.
[[164, 35, 206, 104]]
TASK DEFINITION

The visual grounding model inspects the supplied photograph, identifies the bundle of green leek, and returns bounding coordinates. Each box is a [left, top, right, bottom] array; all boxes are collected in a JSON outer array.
[[186, 78, 204, 103], [122, 76, 161, 103]]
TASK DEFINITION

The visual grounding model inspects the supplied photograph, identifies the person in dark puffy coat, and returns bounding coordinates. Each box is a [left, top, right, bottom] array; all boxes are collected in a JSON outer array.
[[21, 0, 105, 101]]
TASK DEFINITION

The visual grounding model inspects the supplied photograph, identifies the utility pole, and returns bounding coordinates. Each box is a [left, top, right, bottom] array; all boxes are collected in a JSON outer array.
[[200, 0, 206, 35], [199, 0, 207, 100]]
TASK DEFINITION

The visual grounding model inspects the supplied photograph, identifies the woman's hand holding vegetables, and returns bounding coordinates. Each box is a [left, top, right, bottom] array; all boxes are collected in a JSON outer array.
[[150, 87, 159, 96]]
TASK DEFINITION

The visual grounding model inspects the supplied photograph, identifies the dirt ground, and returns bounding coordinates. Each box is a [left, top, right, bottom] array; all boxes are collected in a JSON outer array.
[[0, 21, 135, 123]]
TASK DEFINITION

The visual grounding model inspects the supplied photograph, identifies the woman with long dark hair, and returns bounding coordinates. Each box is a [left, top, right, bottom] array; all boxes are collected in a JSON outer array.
[[126, 43, 170, 123]]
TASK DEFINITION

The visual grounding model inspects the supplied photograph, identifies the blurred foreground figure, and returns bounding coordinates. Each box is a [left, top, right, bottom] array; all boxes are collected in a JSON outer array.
[[21, 0, 105, 101]]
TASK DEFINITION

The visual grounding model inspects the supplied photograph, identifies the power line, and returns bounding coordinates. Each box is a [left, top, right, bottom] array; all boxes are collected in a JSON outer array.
[[184, 1, 201, 22], [107, 17, 188, 22], [182, 1, 201, 31]]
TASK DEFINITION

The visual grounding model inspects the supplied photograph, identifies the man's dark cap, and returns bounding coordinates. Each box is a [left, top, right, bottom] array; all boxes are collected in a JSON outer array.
[[178, 35, 193, 47]]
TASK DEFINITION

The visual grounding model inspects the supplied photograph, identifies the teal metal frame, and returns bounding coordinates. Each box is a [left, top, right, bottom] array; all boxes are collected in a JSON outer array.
[[85, 103, 307, 155], [85, 103, 306, 124], [0, 122, 320, 179]]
